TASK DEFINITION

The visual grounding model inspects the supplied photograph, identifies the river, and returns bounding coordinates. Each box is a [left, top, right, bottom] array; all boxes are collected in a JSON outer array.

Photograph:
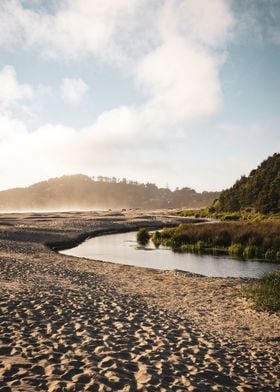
[[60, 231, 280, 278]]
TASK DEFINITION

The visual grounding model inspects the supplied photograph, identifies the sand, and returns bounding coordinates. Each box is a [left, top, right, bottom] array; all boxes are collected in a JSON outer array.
[[0, 210, 279, 391]]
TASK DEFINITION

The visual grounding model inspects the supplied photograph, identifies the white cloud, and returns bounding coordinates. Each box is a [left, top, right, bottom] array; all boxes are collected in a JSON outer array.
[[0, 113, 27, 144], [135, 36, 223, 124], [0, 65, 33, 110], [61, 78, 88, 104], [0, 111, 279, 192], [0, 0, 144, 63], [0, 1, 234, 59], [157, 0, 234, 47], [0, 1, 234, 127], [0, 1, 242, 191]]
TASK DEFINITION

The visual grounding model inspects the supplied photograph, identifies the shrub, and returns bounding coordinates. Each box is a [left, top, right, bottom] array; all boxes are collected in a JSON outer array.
[[247, 269, 280, 312], [151, 231, 161, 248], [136, 228, 150, 245], [196, 240, 206, 251], [160, 228, 174, 239], [228, 243, 244, 257], [180, 244, 195, 252], [243, 245, 259, 259]]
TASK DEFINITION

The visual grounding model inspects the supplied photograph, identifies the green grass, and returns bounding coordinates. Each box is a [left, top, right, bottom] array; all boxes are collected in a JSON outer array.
[[228, 243, 244, 257], [247, 269, 280, 312], [178, 207, 280, 222], [151, 221, 280, 261]]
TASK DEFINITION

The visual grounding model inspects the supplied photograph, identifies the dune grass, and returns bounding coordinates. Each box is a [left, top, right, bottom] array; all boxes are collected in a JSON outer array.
[[246, 269, 280, 312]]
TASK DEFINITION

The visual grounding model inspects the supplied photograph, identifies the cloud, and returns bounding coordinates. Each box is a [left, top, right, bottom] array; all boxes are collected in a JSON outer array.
[[0, 1, 234, 59], [156, 0, 234, 47], [0, 1, 241, 191], [0, 0, 144, 64], [0, 113, 27, 144], [0, 65, 33, 110], [0, 111, 279, 192], [135, 36, 223, 124], [60, 78, 88, 104], [0, 0, 234, 126]]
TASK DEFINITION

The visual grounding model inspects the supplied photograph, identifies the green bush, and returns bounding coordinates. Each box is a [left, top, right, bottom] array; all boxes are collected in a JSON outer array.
[[243, 245, 259, 259], [151, 231, 161, 248], [136, 228, 150, 245], [195, 240, 206, 251], [228, 243, 244, 257], [180, 244, 195, 252], [247, 269, 280, 312]]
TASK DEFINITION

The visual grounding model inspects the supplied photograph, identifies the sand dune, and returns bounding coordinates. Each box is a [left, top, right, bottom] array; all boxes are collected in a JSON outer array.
[[0, 211, 279, 391]]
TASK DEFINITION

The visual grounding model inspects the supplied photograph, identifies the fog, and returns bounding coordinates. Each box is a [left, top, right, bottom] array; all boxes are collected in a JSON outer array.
[[0, 174, 219, 212]]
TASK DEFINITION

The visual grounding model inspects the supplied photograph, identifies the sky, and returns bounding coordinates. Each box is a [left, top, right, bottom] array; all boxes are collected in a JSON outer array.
[[0, 0, 279, 192]]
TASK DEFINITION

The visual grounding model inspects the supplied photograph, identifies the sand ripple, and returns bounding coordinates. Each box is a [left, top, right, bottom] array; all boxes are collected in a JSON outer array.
[[0, 211, 279, 391]]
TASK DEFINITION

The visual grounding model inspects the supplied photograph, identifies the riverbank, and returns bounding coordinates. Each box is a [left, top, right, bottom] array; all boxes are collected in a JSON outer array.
[[151, 222, 280, 261], [0, 210, 279, 391]]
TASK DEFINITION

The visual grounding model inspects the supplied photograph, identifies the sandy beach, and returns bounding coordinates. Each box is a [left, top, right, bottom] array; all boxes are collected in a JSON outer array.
[[0, 210, 279, 391]]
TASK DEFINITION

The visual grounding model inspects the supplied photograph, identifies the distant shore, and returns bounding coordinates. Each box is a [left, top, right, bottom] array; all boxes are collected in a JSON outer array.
[[0, 210, 279, 391]]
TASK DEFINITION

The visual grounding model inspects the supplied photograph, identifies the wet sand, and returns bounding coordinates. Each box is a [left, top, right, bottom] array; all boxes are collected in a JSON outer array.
[[0, 210, 279, 391]]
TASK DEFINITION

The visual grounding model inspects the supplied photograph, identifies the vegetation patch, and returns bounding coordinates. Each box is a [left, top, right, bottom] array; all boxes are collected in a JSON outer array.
[[246, 269, 280, 312], [178, 207, 280, 222], [152, 222, 280, 261], [136, 228, 150, 246]]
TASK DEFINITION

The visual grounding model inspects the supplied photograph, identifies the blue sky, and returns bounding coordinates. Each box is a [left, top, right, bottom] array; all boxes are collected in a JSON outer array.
[[0, 0, 279, 192]]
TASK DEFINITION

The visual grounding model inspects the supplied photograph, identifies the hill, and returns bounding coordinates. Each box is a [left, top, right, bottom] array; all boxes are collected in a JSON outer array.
[[0, 175, 219, 211], [217, 153, 280, 214]]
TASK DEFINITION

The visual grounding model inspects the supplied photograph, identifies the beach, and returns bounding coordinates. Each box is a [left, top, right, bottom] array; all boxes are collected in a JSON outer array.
[[0, 210, 279, 391]]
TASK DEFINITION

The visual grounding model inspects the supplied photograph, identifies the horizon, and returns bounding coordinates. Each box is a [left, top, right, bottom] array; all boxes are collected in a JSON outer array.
[[0, 1, 279, 192]]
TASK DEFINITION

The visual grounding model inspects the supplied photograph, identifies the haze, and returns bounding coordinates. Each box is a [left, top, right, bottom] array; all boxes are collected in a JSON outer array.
[[0, 0, 279, 192], [0, 174, 219, 211]]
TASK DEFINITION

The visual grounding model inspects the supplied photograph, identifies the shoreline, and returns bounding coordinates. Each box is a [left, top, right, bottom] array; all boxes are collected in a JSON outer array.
[[0, 210, 279, 390], [47, 215, 207, 252]]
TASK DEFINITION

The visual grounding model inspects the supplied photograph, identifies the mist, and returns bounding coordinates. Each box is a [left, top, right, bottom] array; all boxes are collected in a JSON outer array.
[[0, 174, 220, 212]]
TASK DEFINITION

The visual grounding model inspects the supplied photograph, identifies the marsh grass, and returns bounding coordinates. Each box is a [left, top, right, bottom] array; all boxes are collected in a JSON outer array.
[[153, 222, 280, 261]]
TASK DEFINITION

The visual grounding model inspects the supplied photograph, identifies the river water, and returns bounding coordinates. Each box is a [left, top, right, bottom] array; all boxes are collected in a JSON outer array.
[[61, 231, 279, 278]]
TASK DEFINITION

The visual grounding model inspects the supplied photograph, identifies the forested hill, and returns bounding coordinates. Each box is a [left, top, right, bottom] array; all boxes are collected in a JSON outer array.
[[0, 175, 219, 211], [217, 153, 280, 213]]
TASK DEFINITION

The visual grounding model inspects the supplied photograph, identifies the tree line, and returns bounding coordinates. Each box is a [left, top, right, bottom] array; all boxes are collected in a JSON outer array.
[[0, 174, 220, 210], [215, 153, 280, 214]]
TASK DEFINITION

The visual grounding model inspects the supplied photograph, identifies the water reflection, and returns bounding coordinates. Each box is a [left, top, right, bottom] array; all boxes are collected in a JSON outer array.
[[61, 231, 279, 278]]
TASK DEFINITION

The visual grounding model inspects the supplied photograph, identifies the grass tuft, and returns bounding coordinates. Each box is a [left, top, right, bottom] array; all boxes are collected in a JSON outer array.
[[247, 269, 280, 312]]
